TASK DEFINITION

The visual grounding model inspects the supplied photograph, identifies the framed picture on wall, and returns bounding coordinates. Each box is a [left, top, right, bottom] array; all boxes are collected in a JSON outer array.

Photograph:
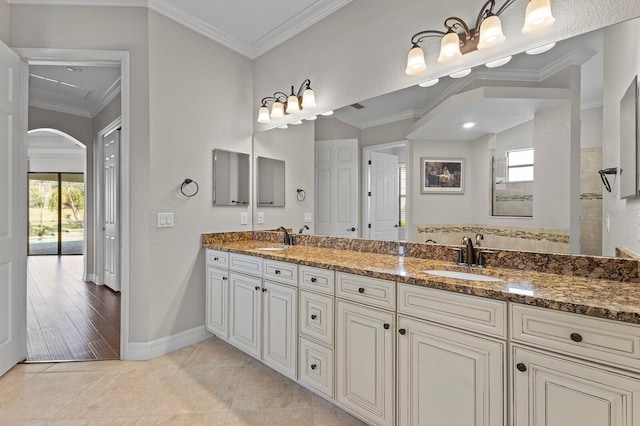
[[420, 157, 465, 194]]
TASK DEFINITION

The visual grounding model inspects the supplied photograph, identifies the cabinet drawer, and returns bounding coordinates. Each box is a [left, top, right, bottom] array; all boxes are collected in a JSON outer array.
[[264, 259, 298, 286], [299, 266, 335, 295], [299, 337, 334, 398], [206, 249, 229, 269], [511, 304, 640, 371], [299, 290, 334, 346], [336, 272, 395, 310], [398, 283, 506, 339], [229, 253, 262, 277]]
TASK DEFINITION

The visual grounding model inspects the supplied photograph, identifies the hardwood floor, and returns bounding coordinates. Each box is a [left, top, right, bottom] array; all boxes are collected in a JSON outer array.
[[27, 255, 120, 362]]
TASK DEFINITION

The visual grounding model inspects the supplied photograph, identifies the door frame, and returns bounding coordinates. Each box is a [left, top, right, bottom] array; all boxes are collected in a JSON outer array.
[[362, 140, 410, 241], [15, 48, 131, 359]]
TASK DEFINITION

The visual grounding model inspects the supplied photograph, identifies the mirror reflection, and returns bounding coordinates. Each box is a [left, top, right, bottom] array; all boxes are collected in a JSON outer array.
[[253, 17, 640, 258], [212, 149, 250, 206], [257, 156, 285, 207]]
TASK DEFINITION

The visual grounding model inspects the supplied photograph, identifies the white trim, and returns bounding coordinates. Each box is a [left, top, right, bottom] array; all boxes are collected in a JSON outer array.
[[29, 99, 93, 118], [127, 326, 212, 361], [16, 47, 132, 361], [7, 0, 147, 6], [89, 76, 121, 118], [83, 273, 98, 283]]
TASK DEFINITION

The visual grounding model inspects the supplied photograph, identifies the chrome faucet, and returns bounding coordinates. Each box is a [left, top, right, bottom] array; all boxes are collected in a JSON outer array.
[[461, 236, 476, 266], [475, 233, 484, 247], [278, 227, 292, 245], [298, 225, 309, 234]]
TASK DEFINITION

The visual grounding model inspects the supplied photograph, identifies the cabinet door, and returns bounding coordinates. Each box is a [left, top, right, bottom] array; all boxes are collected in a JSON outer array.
[[228, 272, 262, 359], [397, 316, 505, 426], [205, 266, 229, 340], [513, 346, 640, 426], [262, 281, 297, 380], [336, 300, 394, 426]]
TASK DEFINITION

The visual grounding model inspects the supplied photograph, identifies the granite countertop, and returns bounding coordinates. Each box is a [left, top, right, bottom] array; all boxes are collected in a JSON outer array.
[[203, 239, 640, 325]]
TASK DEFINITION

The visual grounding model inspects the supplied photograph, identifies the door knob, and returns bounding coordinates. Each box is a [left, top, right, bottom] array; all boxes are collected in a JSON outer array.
[[347, 227, 356, 232]]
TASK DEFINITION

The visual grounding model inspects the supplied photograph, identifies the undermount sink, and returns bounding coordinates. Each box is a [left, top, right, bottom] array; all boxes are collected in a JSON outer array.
[[255, 247, 288, 251], [424, 270, 503, 282]]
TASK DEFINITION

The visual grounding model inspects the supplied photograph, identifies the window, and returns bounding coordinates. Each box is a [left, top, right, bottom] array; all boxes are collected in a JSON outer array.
[[507, 148, 534, 182], [399, 164, 406, 227]]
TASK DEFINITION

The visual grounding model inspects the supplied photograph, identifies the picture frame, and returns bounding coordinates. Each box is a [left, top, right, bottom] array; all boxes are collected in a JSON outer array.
[[420, 157, 465, 194]]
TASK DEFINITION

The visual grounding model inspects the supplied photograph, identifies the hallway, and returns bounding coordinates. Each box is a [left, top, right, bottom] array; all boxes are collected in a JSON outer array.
[[27, 256, 120, 362]]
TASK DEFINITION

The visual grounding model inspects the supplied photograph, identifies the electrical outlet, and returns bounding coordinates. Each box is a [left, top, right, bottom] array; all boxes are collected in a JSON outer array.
[[304, 212, 312, 223], [157, 212, 174, 228], [240, 212, 248, 225], [257, 212, 264, 225]]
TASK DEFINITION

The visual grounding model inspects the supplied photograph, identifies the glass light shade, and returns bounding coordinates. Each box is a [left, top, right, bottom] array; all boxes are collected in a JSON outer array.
[[286, 95, 300, 113], [522, 0, 555, 34], [477, 15, 506, 50], [301, 88, 316, 108], [438, 31, 462, 64], [418, 78, 439, 88], [271, 101, 285, 119], [257, 106, 270, 123], [485, 56, 512, 68], [405, 46, 427, 75]]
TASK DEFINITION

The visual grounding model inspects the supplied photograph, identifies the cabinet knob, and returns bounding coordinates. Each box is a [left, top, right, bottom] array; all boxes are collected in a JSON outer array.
[[254, 286, 260, 291], [310, 277, 317, 283], [213, 257, 219, 261], [222, 276, 227, 281], [358, 287, 365, 294], [310, 364, 317, 370], [398, 328, 406, 335], [262, 288, 267, 293], [311, 314, 317, 320], [275, 269, 281, 275], [383, 323, 390, 330], [516, 363, 527, 372], [570, 333, 583, 343]]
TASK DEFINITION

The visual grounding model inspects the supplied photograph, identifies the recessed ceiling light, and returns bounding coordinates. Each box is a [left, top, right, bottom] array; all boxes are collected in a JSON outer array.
[[320, 110, 334, 116], [449, 68, 472, 79], [278, 124, 288, 129], [526, 42, 556, 55], [463, 122, 476, 129], [418, 78, 440, 88], [305, 115, 318, 121], [485, 56, 512, 68]]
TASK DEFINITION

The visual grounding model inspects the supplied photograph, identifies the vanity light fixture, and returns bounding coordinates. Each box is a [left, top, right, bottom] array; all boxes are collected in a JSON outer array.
[[257, 79, 316, 123], [405, 0, 555, 76], [449, 68, 472, 78], [525, 42, 556, 55], [485, 55, 512, 68], [419, 78, 440, 88]]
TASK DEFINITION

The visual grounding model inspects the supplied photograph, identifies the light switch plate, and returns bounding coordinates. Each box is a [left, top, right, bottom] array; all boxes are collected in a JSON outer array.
[[304, 212, 312, 223], [257, 212, 264, 225], [157, 212, 174, 228], [240, 212, 248, 225]]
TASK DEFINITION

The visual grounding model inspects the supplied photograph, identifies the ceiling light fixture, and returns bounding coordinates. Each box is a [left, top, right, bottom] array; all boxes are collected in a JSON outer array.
[[449, 68, 472, 78], [485, 55, 512, 68], [463, 122, 477, 128], [419, 78, 440, 88], [405, 0, 555, 76], [257, 79, 316, 124], [525, 42, 556, 55]]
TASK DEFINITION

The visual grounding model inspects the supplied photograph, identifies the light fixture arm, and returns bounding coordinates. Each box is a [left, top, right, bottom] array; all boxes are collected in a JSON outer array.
[[294, 79, 312, 98], [410, 30, 447, 47], [444, 17, 472, 40]]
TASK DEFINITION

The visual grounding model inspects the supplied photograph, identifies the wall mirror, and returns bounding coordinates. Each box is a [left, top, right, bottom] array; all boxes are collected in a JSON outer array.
[[619, 75, 638, 199], [252, 16, 640, 258], [212, 149, 250, 206], [256, 156, 285, 207]]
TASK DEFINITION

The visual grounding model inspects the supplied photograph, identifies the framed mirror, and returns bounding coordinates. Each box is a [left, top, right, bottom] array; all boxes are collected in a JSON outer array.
[[620, 76, 639, 199], [257, 156, 285, 207], [212, 149, 250, 206]]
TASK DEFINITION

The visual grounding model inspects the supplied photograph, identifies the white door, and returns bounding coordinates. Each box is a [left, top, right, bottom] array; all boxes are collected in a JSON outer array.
[[0, 43, 26, 377], [397, 315, 505, 426], [205, 266, 228, 340], [369, 151, 399, 240], [228, 272, 262, 359], [262, 280, 297, 379], [103, 129, 119, 291], [336, 300, 394, 426], [513, 346, 640, 426], [315, 139, 358, 237]]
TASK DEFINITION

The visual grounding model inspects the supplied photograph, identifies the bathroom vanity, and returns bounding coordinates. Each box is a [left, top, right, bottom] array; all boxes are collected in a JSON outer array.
[[203, 232, 640, 426]]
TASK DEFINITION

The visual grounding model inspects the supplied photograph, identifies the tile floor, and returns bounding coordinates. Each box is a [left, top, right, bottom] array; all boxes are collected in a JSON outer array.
[[0, 337, 366, 425]]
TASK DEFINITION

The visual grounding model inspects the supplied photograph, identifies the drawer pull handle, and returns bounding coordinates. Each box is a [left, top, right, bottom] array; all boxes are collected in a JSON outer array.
[[570, 333, 583, 343], [358, 287, 365, 294], [516, 363, 527, 372], [254, 286, 260, 291], [310, 277, 317, 283], [398, 328, 406, 335], [275, 269, 281, 275], [383, 323, 390, 330], [310, 364, 317, 370], [311, 314, 317, 320]]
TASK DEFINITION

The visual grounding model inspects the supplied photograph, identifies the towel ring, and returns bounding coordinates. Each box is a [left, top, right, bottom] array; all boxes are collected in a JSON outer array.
[[181, 179, 199, 197]]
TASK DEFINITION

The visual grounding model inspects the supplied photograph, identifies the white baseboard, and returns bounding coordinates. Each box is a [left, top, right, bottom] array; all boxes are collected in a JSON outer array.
[[83, 273, 99, 284], [124, 326, 213, 360]]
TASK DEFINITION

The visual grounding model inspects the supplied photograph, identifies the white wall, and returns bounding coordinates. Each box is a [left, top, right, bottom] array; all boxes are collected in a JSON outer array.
[[602, 18, 640, 256], [253, 121, 315, 233], [0, 0, 9, 45]]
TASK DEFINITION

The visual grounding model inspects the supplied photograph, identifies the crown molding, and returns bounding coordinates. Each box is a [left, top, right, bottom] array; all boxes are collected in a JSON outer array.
[[89, 76, 122, 117], [29, 99, 93, 118], [8, 0, 147, 6]]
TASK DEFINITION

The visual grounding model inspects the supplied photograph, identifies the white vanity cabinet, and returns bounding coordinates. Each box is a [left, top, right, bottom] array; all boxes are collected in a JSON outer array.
[[510, 304, 640, 426], [397, 283, 506, 426], [205, 249, 229, 340], [228, 270, 262, 358], [262, 277, 297, 379], [336, 273, 395, 426]]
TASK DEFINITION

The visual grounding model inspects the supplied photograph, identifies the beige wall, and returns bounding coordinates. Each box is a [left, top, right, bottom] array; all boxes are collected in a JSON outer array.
[[0, 0, 9, 45]]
